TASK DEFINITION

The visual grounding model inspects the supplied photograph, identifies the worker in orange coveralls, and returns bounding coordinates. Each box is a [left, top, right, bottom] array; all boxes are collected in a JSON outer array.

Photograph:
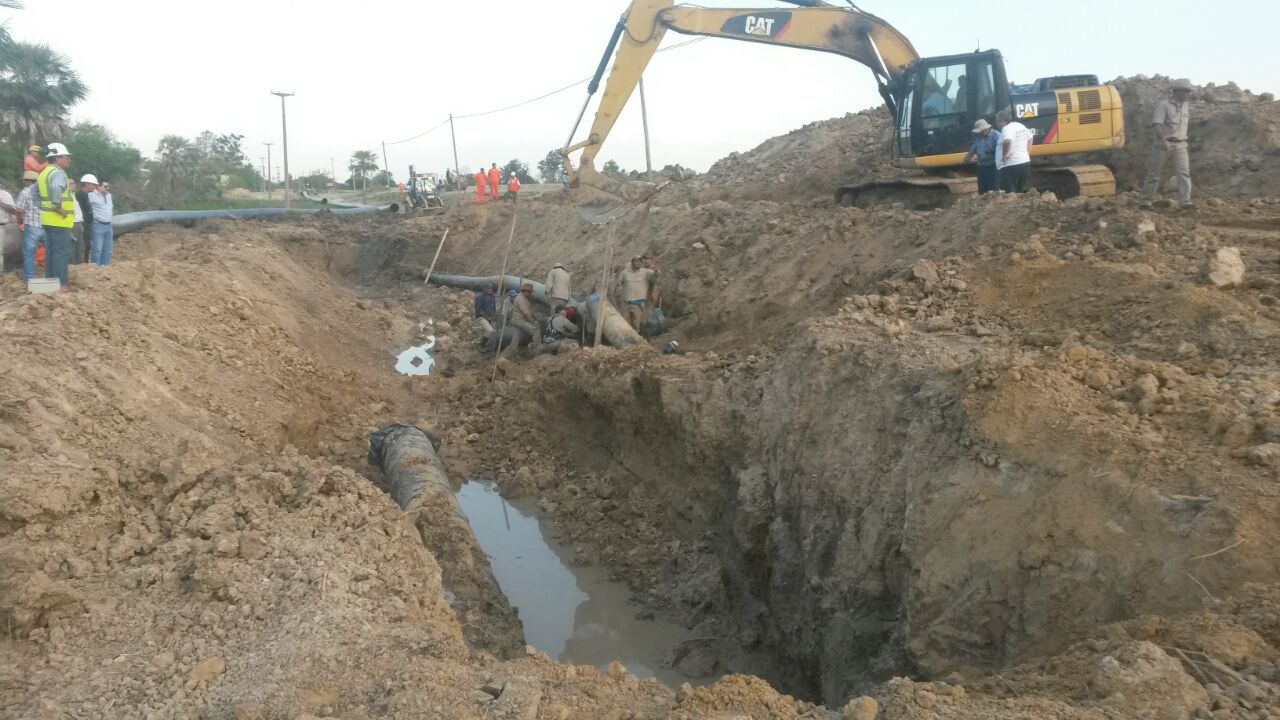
[[474, 169, 487, 204], [487, 163, 501, 202]]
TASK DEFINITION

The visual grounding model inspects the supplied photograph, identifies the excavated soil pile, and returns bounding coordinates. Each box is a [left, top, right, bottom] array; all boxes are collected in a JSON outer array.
[[696, 76, 1279, 202]]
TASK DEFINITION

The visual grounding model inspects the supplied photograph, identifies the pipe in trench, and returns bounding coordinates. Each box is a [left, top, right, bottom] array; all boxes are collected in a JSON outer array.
[[1, 198, 393, 269], [367, 424, 526, 656], [426, 272, 645, 349]]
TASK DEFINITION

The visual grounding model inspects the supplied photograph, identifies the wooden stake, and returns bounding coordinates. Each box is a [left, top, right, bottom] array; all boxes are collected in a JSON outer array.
[[422, 228, 451, 285], [491, 209, 519, 382]]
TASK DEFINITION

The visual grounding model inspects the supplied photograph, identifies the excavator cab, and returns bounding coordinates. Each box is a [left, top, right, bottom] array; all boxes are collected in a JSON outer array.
[[893, 50, 1010, 164]]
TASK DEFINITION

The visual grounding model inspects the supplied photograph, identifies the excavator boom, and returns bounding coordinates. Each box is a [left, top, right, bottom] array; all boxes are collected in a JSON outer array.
[[561, 0, 919, 202]]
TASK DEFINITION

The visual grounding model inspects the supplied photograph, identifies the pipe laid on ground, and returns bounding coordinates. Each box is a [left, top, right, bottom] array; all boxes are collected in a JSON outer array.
[[367, 424, 525, 657], [426, 272, 645, 348]]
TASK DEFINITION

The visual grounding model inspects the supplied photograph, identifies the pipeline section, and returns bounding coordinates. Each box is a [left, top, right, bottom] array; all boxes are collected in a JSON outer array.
[[426, 272, 645, 348], [367, 424, 526, 657], [1, 201, 393, 269]]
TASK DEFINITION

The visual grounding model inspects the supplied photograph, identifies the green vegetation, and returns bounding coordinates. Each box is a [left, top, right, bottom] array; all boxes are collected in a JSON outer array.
[[537, 150, 564, 183], [501, 159, 535, 184]]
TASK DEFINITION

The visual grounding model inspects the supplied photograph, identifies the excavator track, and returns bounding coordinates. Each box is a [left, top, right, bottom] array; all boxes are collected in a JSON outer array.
[[834, 164, 1116, 210]]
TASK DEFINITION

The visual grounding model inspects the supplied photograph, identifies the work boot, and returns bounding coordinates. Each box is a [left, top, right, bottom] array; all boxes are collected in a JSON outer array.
[[1180, 203, 1198, 212]]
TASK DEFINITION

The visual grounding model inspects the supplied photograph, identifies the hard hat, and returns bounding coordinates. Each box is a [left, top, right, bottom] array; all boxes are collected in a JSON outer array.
[[21, 170, 38, 181], [27, 145, 41, 153], [80, 174, 99, 185], [45, 142, 70, 158]]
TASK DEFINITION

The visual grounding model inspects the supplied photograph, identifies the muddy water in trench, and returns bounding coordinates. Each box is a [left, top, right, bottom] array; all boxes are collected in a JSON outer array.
[[457, 481, 700, 687]]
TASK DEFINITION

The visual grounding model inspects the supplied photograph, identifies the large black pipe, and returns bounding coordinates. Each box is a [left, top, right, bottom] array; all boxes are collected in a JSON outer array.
[[367, 424, 526, 657]]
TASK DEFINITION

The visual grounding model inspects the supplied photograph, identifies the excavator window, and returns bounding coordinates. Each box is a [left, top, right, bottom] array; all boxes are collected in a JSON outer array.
[[900, 52, 1008, 159]]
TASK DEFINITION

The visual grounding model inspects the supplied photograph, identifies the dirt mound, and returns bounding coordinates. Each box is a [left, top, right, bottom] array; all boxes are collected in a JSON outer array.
[[695, 76, 1280, 203]]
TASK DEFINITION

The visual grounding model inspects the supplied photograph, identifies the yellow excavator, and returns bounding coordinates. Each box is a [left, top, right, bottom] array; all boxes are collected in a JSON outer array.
[[561, 0, 1125, 209]]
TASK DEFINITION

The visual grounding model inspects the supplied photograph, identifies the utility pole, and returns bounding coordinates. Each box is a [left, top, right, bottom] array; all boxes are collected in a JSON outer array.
[[263, 142, 274, 198], [639, 77, 653, 180], [271, 91, 295, 209], [449, 113, 460, 180], [381, 141, 390, 188], [258, 157, 266, 193]]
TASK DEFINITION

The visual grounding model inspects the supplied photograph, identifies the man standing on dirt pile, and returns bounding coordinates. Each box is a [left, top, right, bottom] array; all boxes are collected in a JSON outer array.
[[15, 170, 42, 280], [488, 163, 501, 202], [508, 281, 542, 355], [995, 111, 1033, 193], [545, 263, 571, 313], [964, 119, 1002, 194], [87, 178, 114, 265], [1140, 78, 1194, 211], [507, 172, 521, 202], [618, 256, 657, 329], [37, 143, 75, 289], [473, 169, 487, 204]]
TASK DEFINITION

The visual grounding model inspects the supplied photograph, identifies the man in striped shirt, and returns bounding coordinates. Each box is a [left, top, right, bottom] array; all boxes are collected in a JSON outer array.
[[14, 170, 43, 280]]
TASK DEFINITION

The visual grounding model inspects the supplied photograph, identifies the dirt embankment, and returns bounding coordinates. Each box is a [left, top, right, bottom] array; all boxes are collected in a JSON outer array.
[[406, 188, 1280, 706]]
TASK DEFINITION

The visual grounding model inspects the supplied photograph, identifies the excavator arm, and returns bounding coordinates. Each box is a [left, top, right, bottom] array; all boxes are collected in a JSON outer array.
[[561, 0, 919, 202]]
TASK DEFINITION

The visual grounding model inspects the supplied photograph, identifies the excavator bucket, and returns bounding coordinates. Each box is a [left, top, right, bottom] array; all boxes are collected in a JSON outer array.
[[574, 164, 663, 224]]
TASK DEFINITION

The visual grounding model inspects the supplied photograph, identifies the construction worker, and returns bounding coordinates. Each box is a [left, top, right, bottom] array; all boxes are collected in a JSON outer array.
[[86, 177, 114, 265], [487, 163, 501, 202], [1141, 78, 1194, 210], [507, 172, 521, 202], [618, 256, 657, 329], [15, 170, 42, 280], [509, 281, 542, 355], [24, 145, 48, 175], [545, 262, 571, 313], [473, 168, 487, 204], [994, 110, 1033, 193], [37, 143, 75, 288], [24, 145, 47, 175], [963, 119, 1002, 194]]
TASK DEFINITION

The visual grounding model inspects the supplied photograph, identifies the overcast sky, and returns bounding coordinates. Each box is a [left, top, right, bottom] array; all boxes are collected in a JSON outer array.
[[8, 1, 1277, 180]]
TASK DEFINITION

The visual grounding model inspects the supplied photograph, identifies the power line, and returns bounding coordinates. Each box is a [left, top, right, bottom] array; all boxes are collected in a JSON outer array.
[[385, 117, 452, 146], [380, 37, 708, 146]]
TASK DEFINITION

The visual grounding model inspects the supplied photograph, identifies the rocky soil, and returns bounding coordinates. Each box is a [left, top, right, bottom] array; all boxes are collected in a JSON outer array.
[[2, 74, 1279, 719]]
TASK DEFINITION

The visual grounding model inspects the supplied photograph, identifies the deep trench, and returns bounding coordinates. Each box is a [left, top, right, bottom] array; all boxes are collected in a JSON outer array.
[[329, 220, 929, 705]]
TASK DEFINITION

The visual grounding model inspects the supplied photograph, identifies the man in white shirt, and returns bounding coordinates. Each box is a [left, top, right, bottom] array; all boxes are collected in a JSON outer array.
[[86, 179, 114, 265], [0, 184, 19, 225], [1140, 78, 1193, 210], [995, 110, 1034, 193]]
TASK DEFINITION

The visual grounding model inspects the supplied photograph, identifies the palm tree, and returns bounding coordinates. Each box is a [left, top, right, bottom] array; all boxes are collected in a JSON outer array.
[[348, 150, 378, 200], [156, 135, 194, 195], [0, 40, 88, 146], [0, 1, 23, 55]]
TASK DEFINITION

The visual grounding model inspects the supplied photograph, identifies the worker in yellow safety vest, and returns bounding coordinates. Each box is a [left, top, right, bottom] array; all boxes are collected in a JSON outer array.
[[37, 142, 75, 289]]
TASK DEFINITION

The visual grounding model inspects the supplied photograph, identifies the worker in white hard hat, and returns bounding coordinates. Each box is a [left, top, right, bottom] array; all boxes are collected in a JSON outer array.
[[85, 174, 114, 265], [36, 142, 75, 288], [76, 174, 99, 264]]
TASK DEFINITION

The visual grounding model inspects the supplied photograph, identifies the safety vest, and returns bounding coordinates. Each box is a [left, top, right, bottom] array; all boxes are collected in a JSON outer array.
[[37, 166, 74, 228], [508, 176, 521, 193]]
